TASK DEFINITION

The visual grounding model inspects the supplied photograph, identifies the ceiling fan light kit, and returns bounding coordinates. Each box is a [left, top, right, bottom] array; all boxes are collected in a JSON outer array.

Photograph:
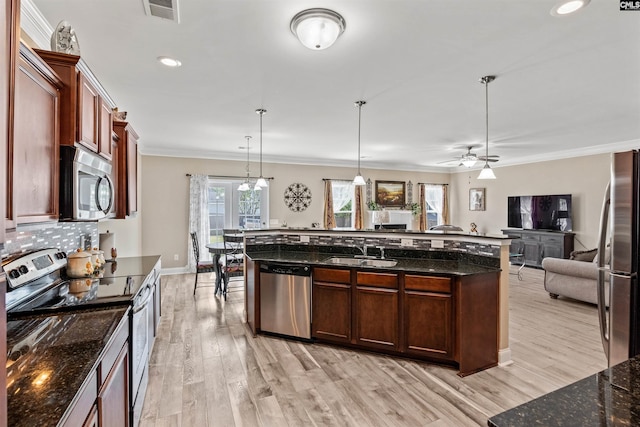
[[550, 0, 590, 16], [478, 75, 497, 180], [290, 8, 346, 50], [353, 101, 367, 186]]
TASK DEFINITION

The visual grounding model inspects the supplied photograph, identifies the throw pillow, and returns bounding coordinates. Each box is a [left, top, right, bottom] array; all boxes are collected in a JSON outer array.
[[570, 248, 597, 262]]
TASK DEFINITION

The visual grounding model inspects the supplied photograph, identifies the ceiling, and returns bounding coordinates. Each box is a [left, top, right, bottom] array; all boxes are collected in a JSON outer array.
[[29, 0, 640, 173]]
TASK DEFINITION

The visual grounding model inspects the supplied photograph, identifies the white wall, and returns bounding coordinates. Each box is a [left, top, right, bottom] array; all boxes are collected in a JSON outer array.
[[449, 153, 611, 250]]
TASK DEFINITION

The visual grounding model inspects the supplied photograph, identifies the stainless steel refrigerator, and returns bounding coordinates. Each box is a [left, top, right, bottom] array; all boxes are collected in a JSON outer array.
[[597, 150, 640, 367]]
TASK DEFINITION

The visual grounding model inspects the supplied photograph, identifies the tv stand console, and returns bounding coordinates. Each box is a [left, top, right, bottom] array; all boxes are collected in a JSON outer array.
[[501, 229, 575, 268]]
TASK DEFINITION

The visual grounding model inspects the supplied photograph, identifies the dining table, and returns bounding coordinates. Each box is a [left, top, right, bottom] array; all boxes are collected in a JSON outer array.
[[206, 235, 244, 297]]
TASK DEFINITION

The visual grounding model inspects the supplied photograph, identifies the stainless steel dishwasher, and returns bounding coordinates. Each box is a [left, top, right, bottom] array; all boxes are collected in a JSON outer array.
[[259, 262, 312, 339]]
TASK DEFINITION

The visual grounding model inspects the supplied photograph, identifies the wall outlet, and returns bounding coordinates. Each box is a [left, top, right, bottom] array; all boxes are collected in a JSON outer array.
[[401, 238, 413, 247], [300, 235, 310, 243], [173, 254, 179, 261], [431, 239, 445, 249]]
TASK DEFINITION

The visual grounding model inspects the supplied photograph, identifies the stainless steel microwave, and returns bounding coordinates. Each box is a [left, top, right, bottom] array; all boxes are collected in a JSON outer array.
[[60, 146, 115, 221]]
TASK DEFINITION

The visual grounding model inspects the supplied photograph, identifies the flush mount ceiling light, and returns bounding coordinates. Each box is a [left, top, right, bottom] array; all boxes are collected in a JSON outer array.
[[238, 136, 252, 191], [353, 100, 367, 186], [290, 8, 346, 50], [550, 0, 590, 16], [254, 108, 268, 191], [478, 76, 497, 180], [157, 56, 181, 67]]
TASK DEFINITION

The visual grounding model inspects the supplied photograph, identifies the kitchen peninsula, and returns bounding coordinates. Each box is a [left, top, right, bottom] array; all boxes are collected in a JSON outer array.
[[243, 229, 512, 376]]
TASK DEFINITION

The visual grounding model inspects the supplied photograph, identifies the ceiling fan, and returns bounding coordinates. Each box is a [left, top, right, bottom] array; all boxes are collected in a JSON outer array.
[[439, 146, 500, 168]]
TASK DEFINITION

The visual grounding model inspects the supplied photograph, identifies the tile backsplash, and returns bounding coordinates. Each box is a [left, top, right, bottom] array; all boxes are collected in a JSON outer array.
[[1, 222, 99, 260]]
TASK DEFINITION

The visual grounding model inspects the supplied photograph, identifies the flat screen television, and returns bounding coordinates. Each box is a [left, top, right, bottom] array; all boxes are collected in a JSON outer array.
[[507, 194, 573, 231]]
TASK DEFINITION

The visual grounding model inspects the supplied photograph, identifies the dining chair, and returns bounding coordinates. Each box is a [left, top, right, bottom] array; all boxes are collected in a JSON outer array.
[[221, 229, 244, 299], [190, 232, 217, 295]]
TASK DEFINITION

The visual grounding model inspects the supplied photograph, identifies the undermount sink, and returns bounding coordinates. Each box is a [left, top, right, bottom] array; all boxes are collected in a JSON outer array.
[[323, 257, 398, 268]]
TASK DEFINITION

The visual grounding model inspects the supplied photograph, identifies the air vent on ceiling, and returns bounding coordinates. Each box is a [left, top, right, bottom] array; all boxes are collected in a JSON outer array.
[[142, 0, 180, 23]]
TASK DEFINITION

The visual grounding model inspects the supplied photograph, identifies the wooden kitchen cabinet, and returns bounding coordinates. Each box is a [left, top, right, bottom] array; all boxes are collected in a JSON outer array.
[[8, 44, 61, 226], [312, 267, 352, 343], [34, 49, 115, 160], [354, 271, 399, 351], [83, 406, 98, 427], [403, 275, 453, 359], [113, 121, 139, 218], [98, 343, 129, 427]]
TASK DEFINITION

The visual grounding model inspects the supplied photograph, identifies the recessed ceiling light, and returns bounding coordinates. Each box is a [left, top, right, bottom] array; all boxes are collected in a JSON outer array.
[[550, 0, 590, 16], [157, 56, 182, 67]]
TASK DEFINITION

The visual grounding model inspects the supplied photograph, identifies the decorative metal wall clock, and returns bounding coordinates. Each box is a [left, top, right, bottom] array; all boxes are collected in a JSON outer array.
[[284, 183, 312, 212]]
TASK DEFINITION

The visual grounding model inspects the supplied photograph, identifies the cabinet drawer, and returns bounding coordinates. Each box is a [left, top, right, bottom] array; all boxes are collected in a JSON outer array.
[[100, 314, 129, 385], [540, 235, 563, 244], [522, 234, 541, 242], [405, 275, 451, 293], [356, 272, 398, 289], [313, 267, 351, 284]]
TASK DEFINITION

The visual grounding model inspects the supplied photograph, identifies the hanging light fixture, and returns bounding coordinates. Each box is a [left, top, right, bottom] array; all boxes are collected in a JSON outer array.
[[353, 100, 366, 186], [478, 76, 497, 180], [290, 8, 346, 50], [238, 136, 251, 191], [254, 108, 268, 191], [461, 147, 478, 168]]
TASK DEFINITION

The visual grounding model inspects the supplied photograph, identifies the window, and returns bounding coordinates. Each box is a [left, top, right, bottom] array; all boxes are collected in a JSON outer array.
[[331, 180, 355, 228], [424, 184, 444, 229], [207, 179, 269, 243]]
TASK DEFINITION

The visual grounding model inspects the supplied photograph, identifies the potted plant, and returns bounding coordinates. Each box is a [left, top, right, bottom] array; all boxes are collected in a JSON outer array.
[[405, 202, 421, 217]]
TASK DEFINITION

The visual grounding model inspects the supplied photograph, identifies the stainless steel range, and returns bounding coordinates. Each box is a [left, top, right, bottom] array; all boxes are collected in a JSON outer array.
[[3, 248, 156, 427]]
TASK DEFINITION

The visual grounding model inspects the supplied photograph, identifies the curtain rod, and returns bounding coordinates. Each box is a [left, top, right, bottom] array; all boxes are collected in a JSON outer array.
[[186, 174, 274, 180], [417, 182, 448, 186], [322, 178, 357, 182]]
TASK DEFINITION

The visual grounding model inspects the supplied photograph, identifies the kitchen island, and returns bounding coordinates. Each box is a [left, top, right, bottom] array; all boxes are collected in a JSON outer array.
[[488, 355, 640, 426], [243, 229, 510, 376]]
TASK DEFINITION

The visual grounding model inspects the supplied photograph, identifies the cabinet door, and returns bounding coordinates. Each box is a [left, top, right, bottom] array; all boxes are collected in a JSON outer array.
[[404, 291, 453, 359], [354, 285, 398, 350], [77, 72, 99, 152], [312, 281, 351, 343], [83, 405, 99, 427], [98, 343, 129, 427], [522, 239, 542, 266], [12, 52, 60, 224], [98, 99, 113, 160]]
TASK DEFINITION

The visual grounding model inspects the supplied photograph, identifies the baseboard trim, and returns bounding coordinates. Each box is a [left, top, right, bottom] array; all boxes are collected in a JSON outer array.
[[160, 266, 190, 275], [498, 348, 513, 366]]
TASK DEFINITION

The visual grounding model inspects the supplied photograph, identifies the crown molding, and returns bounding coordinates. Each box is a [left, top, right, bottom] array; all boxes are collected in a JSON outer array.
[[20, 0, 54, 49]]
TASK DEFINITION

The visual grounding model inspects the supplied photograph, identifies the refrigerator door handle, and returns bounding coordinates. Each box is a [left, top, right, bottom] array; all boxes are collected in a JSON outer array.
[[597, 182, 611, 361]]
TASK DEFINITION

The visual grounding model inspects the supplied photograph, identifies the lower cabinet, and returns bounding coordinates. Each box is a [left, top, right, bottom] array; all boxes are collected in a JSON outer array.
[[312, 268, 351, 343], [98, 343, 129, 427], [403, 274, 453, 359], [354, 271, 399, 350], [83, 406, 99, 427], [502, 229, 575, 268]]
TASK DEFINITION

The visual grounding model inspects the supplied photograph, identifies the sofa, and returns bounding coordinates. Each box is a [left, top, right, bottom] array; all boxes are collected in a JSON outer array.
[[541, 248, 609, 305]]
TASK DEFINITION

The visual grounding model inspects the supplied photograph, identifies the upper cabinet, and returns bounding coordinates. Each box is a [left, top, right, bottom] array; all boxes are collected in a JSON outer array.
[[7, 44, 62, 227], [33, 49, 114, 161], [113, 121, 138, 218]]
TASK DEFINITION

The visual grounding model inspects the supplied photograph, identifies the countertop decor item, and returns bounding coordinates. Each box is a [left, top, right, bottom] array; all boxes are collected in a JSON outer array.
[[51, 20, 80, 55], [284, 183, 312, 212], [290, 8, 346, 50]]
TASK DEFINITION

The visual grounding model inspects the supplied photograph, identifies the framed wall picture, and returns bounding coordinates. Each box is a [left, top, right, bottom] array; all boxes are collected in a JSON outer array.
[[469, 188, 486, 211], [375, 180, 406, 207]]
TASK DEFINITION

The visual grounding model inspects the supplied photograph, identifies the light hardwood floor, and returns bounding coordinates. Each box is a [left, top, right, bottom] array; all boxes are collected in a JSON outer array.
[[140, 266, 607, 426]]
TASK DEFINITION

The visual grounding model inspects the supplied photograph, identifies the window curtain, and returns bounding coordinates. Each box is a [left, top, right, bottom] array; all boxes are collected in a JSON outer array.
[[354, 185, 364, 230], [323, 180, 336, 229], [419, 184, 427, 231], [332, 181, 354, 212], [188, 174, 211, 271], [442, 184, 450, 224]]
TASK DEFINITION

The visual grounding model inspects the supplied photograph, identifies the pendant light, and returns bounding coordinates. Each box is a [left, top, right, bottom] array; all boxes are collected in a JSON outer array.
[[254, 108, 268, 191], [478, 76, 497, 180], [238, 136, 251, 191], [353, 100, 366, 186], [290, 8, 346, 50]]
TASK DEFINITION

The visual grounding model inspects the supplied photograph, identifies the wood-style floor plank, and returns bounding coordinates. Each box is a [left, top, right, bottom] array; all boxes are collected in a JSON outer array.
[[141, 266, 607, 426]]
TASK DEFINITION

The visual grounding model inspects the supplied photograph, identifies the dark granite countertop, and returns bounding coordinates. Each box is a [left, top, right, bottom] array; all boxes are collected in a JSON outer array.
[[488, 355, 640, 426], [245, 227, 511, 240], [7, 307, 129, 427], [247, 248, 500, 276], [100, 255, 161, 278]]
